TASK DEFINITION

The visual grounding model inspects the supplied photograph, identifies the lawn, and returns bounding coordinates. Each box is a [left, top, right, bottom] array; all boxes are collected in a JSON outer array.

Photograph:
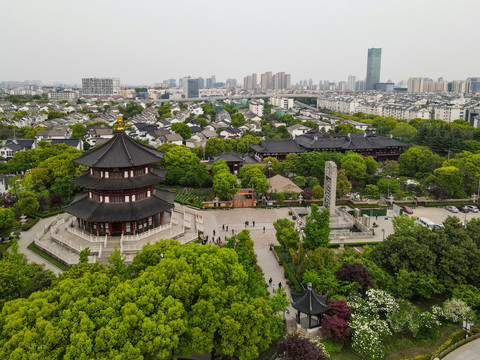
[[157, 185, 215, 206], [27, 241, 71, 272], [330, 324, 460, 360]]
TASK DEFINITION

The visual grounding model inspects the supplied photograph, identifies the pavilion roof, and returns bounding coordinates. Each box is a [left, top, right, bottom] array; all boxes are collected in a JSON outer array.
[[290, 283, 330, 315], [74, 132, 165, 168]]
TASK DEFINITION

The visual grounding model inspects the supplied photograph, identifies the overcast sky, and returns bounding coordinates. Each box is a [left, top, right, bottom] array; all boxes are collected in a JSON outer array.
[[1, 0, 479, 86]]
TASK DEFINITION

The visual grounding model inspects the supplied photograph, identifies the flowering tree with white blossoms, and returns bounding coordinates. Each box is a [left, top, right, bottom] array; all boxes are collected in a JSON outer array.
[[349, 314, 391, 360]]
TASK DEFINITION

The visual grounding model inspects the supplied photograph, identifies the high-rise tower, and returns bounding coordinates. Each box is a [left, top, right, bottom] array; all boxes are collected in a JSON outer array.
[[366, 48, 382, 90]]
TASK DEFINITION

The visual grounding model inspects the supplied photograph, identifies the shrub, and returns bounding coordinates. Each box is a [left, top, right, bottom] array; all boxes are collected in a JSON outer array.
[[336, 262, 375, 291], [277, 333, 330, 360]]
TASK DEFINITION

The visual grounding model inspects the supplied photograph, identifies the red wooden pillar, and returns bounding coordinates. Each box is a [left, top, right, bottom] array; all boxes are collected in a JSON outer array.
[[152, 215, 155, 228], [108, 222, 111, 236], [160, 212, 164, 225]]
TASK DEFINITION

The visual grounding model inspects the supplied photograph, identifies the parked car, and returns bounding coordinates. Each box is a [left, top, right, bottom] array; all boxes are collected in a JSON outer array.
[[460, 206, 470, 213], [465, 205, 479, 213], [445, 205, 459, 213], [402, 206, 413, 214]]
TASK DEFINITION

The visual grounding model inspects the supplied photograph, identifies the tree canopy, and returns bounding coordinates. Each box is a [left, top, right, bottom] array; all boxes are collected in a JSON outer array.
[[0, 241, 282, 360]]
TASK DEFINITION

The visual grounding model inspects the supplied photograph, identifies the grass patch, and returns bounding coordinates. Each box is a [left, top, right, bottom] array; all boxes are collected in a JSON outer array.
[[27, 241, 71, 272], [157, 185, 215, 206], [330, 324, 460, 360]]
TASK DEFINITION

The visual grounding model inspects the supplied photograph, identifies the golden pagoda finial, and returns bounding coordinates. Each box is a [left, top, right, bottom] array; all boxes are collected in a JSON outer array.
[[116, 116, 125, 133]]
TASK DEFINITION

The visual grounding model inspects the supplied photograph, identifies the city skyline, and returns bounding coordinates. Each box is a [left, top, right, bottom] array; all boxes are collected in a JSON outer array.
[[1, 0, 479, 85]]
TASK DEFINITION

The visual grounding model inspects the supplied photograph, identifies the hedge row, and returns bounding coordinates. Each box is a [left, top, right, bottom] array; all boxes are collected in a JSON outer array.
[[327, 242, 379, 248], [19, 217, 40, 231], [424, 202, 480, 208], [273, 246, 302, 293]]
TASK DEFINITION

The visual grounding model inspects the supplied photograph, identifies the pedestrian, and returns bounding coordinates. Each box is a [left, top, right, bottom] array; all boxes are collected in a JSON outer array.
[[232, 228, 234, 234], [247, 220, 249, 226], [218, 236, 221, 243], [226, 225, 229, 232], [222, 224, 225, 231], [263, 226, 265, 233], [206, 235, 209, 241], [245, 220, 247, 227], [253, 221, 255, 227], [213, 229, 215, 236], [278, 282, 282, 290], [268, 277, 273, 287]]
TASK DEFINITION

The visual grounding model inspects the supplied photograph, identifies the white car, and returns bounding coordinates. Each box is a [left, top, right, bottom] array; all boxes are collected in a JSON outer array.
[[465, 205, 479, 213], [445, 205, 459, 213]]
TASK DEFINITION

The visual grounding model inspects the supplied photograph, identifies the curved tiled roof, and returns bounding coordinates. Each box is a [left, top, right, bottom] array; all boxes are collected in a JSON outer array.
[[73, 167, 167, 191], [63, 189, 175, 222], [74, 132, 164, 168]]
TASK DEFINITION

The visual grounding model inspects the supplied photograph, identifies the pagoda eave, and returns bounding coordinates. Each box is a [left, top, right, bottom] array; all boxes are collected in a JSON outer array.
[[63, 190, 175, 222], [74, 168, 167, 191]]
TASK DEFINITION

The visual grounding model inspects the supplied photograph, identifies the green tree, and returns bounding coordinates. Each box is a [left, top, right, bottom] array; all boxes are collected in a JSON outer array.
[[0, 241, 281, 360], [163, 146, 199, 168], [273, 218, 299, 251], [303, 204, 331, 250], [205, 137, 226, 157], [364, 184, 379, 198], [107, 247, 127, 277], [14, 191, 39, 216], [434, 166, 465, 198], [336, 169, 351, 198], [377, 177, 400, 196], [240, 167, 269, 194], [365, 156, 378, 175], [392, 215, 421, 237], [389, 123, 417, 143], [213, 171, 240, 200], [0, 208, 15, 239], [171, 122, 192, 140], [211, 159, 230, 175], [312, 185, 324, 199], [69, 123, 86, 139], [340, 152, 367, 181]]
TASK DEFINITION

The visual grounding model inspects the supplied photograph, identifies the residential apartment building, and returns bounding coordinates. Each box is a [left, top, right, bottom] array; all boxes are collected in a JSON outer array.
[[261, 71, 273, 90], [347, 75, 356, 91], [249, 101, 263, 117], [270, 97, 294, 109], [243, 74, 257, 90], [272, 72, 291, 90], [81, 77, 120, 96]]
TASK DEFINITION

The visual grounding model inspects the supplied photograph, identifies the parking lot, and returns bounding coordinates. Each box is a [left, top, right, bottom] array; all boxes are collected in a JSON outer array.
[[407, 205, 480, 225]]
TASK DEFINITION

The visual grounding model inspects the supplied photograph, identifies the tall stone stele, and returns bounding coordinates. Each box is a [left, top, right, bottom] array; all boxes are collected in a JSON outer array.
[[323, 161, 337, 213]]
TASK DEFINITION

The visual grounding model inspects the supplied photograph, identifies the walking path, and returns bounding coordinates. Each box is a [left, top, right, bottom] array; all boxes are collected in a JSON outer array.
[[16, 216, 65, 275], [202, 207, 297, 318], [443, 338, 480, 360]]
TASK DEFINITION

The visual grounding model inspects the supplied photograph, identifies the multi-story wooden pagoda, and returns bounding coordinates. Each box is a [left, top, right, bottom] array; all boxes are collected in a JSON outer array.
[[64, 117, 175, 236]]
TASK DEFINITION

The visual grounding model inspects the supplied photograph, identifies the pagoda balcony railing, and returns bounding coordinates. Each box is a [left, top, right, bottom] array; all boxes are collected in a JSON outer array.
[[34, 240, 84, 266], [121, 227, 184, 253], [67, 223, 107, 243], [121, 222, 173, 242], [51, 226, 102, 255]]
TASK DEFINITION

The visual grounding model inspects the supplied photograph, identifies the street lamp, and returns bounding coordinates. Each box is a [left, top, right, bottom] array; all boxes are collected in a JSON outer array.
[[463, 318, 474, 339], [477, 179, 480, 203], [382, 228, 385, 240]]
